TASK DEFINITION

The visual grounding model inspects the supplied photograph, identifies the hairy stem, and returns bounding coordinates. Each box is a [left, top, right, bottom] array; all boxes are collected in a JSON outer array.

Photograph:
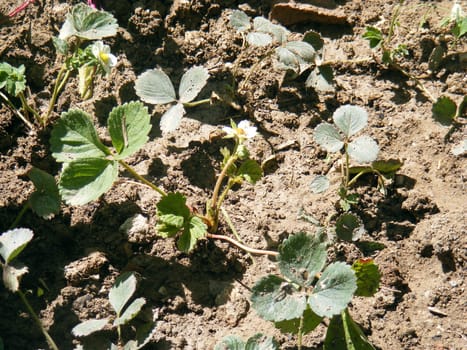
[[43, 65, 71, 123], [0, 91, 34, 129], [17, 290, 59, 350], [18, 92, 41, 125], [9, 203, 29, 230], [297, 315, 304, 350], [183, 98, 211, 108], [118, 160, 167, 197], [206, 233, 278, 256]]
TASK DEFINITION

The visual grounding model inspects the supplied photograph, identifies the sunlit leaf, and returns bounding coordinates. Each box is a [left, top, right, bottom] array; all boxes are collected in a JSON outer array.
[[314, 123, 344, 152], [2, 262, 28, 292], [135, 69, 177, 104], [109, 272, 137, 316], [432, 96, 457, 126], [309, 175, 330, 194], [179, 66, 209, 103], [230, 10, 251, 32], [28, 168, 60, 219], [306, 65, 334, 93], [177, 215, 207, 253], [274, 307, 322, 335], [72, 318, 109, 337], [160, 103, 186, 133], [215, 335, 245, 350], [348, 136, 379, 163], [114, 297, 146, 326], [352, 259, 380, 297], [333, 105, 368, 137], [247, 32, 273, 47], [362, 27, 383, 48], [251, 275, 307, 322], [156, 193, 190, 238], [238, 159, 263, 184], [0, 228, 33, 264], [308, 262, 357, 317], [245, 333, 280, 350]]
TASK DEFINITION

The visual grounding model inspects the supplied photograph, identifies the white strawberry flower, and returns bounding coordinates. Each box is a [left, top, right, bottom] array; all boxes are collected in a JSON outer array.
[[91, 41, 117, 74], [223, 120, 257, 141]]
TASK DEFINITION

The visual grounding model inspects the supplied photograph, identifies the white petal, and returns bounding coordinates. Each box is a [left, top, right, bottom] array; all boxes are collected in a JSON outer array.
[[222, 126, 235, 136]]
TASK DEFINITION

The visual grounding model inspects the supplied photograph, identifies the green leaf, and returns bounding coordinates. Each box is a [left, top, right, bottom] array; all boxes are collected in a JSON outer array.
[[114, 297, 146, 326], [135, 69, 177, 104], [245, 334, 280, 350], [310, 175, 330, 194], [52, 37, 69, 55], [362, 27, 383, 48], [303, 30, 324, 51], [432, 96, 457, 126], [247, 32, 273, 47], [50, 109, 108, 163], [278, 232, 327, 286], [160, 103, 186, 133], [177, 215, 207, 253], [352, 259, 380, 297], [324, 314, 347, 350], [342, 309, 376, 350], [253, 17, 289, 43], [453, 17, 467, 39], [133, 321, 158, 350], [179, 66, 209, 103], [275, 47, 300, 71], [308, 262, 357, 317], [371, 159, 403, 173], [230, 10, 251, 32], [306, 65, 334, 93], [72, 318, 109, 337], [284, 41, 316, 71], [59, 158, 118, 206], [28, 168, 60, 219], [59, 3, 118, 41], [0, 228, 33, 264], [314, 123, 344, 153], [333, 105, 368, 138], [109, 272, 137, 316], [428, 45, 446, 72], [0, 62, 26, 96], [348, 136, 379, 163], [251, 275, 307, 322], [335, 213, 365, 242], [2, 262, 28, 292], [274, 307, 322, 335], [215, 335, 245, 350], [156, 193, 190, 238], [108, 102, 151, 159], [238, 159, 263, 184]]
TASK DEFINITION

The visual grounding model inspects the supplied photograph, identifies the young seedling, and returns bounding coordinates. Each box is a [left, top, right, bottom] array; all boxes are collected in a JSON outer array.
[[431, 95, 466, 143], [44, 3, 118, 123], [0, 228, 59, 350], [229, 10, 334, 94], [72, 272, 156, 349], [9, 167, 61, 229], [215, 333, 279, 350], [250, 232, 380, 350], [134, 66, 210, 133], [0, 62, 41, 128], [440, 1, 467, 46]]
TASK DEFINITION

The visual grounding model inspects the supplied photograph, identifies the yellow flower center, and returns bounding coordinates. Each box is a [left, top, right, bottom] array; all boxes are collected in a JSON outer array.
[[99, 52, 109, 64]]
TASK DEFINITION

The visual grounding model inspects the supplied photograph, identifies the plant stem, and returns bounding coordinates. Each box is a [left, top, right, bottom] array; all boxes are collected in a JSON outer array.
[[344, 143, 350, 189], [17, 290, 59, 350], [9, 202, 29, 230], [183, 98, 211, 108], [43, 64, 71, 123], [0, 91, 34, 129], [220, 206, 256, 263], [206, 233, 278, 256], [238, 48, 274, 92], [118, 160, 167, 197], [18, 92, 42, 125], [297, 315, 304, 350]]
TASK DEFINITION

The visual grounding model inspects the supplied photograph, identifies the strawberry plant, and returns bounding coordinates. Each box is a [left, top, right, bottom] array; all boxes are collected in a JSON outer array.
[[72, 272, 156, 349], [215, 333, 279, 350], [250, 232, 380, 350]]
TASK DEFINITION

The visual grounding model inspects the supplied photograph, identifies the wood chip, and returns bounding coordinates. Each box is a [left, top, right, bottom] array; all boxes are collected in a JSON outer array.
[[271, 3, 347, 26], [428, 306, 448, 317]]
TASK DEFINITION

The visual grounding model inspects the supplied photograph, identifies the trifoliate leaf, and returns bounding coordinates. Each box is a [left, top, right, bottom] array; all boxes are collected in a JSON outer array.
[[247, 32, 273, 47], [156, 193, 190, 238], [215, 335, 245, 350], [160, 103, 186, 133], [333, 105, 368, 138], [245, 333, 280, 350], [59, 3, 118, 41], [72, 318, 109, 337], [306, 65, 334, 93], [278, 232, 327, 286], [309, 175, 330, 194], [314, 123, 344, 152], [352, 259, 380, 297], [0, 228, 33, 264], [179, 66, 209, 103], [135, 69, 177, 104], [362, 27, 383, 48], [251, 275, 307, 322], [2, 262, 28, 292], [114, 297, 146, 326], [109, 272, 137, 316], [238, 159, 263, 184], [108, 102, 151, 159], [432, 96, 457, 126], [230, 10, 251, 32], [274, 307, 322, 335], [0, 62, 26, 96], [177, 215, 207, 253], [28, 168, 60, 219], [308, 262, 357, 317], [348, 136, 379, 163], [50, 109, 109, 163], [335, 213, 365, 242], [58, 158, 118, 206]]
